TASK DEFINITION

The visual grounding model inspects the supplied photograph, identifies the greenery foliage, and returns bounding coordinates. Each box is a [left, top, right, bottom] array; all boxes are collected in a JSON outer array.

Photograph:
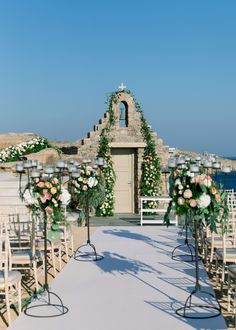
[[96, 88, 161, 215], [95, 91, 120, 216]]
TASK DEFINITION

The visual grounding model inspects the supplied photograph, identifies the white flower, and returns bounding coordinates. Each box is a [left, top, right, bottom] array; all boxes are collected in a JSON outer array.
[[88, 177, 98, 188], [197, 193, 211, 209], [23, 189, 39, 206], [59, 187, 71, 206], [174, 179, 181, 186]]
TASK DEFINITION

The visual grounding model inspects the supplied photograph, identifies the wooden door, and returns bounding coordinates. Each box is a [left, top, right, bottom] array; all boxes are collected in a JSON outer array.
[[111, 148, 134, 213]]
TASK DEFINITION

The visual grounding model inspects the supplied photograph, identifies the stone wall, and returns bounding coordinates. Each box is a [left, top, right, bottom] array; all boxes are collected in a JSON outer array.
[[0, 133, 37, 149]]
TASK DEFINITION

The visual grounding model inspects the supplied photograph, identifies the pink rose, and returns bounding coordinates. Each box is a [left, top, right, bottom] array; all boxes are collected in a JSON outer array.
[[43, 191, 52, 200], [45, 182, 52, 188], [183, 189, 192, 199], [82, 185, 88, 191], [178, 197, 185, 205], [51, 178, 59, 184]]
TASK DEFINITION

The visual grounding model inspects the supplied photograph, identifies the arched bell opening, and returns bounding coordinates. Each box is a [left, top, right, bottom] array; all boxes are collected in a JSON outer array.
[[119, 101, 128, 128]]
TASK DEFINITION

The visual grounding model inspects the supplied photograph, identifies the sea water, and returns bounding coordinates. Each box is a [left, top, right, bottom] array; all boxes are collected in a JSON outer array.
[[213, 156, 236, 191]]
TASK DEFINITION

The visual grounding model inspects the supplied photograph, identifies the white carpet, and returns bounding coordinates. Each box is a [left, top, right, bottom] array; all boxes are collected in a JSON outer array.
[[9, 226, 227, 330]]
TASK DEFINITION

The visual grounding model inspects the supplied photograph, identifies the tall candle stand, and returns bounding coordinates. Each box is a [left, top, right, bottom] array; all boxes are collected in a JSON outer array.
[[16, 164, 69, 318], [73, 158, 104, 262], [176, 219, 221, 319], [169, 158, 199, 262]]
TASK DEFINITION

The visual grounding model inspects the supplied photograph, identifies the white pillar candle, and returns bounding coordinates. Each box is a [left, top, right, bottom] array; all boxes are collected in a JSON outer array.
[[44, 167, 54, 175], [31, 171, 40, 179], [213, 162, 221, 169], [56, 160, 65, 169], [168, 159, 176, 168], [71, 172, 80, 178], [16, 164, 24, 172], [23, 160, 32, 169], [190, 165, 200, 173], [222, 165, 231, 173], [203, 160, 212, 168]]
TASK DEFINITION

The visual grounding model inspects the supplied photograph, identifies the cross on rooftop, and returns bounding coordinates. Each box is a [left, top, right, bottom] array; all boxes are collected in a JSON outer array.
[[118, 82, 126, 90]]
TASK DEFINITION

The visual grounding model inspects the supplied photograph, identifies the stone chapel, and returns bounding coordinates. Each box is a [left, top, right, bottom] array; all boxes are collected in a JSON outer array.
[[57, 87, 169, 213]]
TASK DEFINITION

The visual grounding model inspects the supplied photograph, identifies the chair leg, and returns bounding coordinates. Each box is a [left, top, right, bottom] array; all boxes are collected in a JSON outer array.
[[33, 261, 39, 292], [5, 286, 11, 326], [64, 239, 69, 262], [227, 274, 232, 312], [70, 237, 74, 256], [215, 257, 220, 287], [58, 246, 62, 270], [221, 262, 226, 291]]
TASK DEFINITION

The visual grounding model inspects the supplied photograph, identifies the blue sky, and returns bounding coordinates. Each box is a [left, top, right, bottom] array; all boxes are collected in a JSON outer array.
[[0, 0, 235, 156]]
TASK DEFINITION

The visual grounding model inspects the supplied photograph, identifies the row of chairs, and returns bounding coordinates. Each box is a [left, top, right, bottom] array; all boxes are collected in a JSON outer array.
[[0, 207, 74, 326], [202, 189, 236, 313]]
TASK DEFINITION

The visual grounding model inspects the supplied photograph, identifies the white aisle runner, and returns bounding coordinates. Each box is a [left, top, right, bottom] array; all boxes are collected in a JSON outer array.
[[9, 226, 227, 330]]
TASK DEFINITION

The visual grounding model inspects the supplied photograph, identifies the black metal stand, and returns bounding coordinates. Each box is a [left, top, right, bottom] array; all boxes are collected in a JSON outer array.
[[24, 213, 69, 318], [74, 193, 103, 262], [172, 214, 196, 262], [176, 220, 221, 319]]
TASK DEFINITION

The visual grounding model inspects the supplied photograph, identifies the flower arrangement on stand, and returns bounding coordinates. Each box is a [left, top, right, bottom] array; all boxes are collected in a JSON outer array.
[[164, 162, 229, 319], [164, 166, 228, 231], [23, 176, 71, 231], [70, 164, 104, 220]]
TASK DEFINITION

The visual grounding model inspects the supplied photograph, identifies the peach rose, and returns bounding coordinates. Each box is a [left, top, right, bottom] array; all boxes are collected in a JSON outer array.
[[50, 187, 57, 195], [211, 187, 217, 195], [37, 181, 44, 188], [189, 199, 197, 207]]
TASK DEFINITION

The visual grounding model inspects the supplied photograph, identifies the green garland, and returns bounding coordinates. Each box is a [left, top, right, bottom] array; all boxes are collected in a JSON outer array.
[[95, 92, 121, 216], [96, 89, 161, 215]]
